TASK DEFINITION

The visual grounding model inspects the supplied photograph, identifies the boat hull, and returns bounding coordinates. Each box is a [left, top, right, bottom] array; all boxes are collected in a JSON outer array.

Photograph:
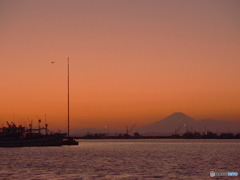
[[0, 134, 66, 147], [62, 138, 79, 145]]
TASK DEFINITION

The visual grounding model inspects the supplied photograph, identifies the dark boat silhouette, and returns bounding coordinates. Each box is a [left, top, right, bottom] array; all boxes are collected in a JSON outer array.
[[62, 137, 78, 145], [0, 121, 66, 147]]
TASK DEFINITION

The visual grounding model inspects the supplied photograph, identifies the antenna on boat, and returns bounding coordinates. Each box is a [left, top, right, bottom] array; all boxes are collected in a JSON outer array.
[[36, 115, 41, 133], [67, 57, 70, 140], [62, 57, 78, 145], [45, 113, 48, 135], [29, 120, 33, 133], [38, 119, 41, 134], [44, 113, 47, 125]]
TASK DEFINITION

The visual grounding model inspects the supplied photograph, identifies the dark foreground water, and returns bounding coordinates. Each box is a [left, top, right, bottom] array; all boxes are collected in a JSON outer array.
[[0, 139, 239, 180]]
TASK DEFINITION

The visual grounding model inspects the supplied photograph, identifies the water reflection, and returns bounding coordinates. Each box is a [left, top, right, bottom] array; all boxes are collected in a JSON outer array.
[[0, 139, 239, 179]]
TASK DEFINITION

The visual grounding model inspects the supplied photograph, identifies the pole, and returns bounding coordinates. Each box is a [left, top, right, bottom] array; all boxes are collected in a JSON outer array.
[[67, 57, 70, 139]]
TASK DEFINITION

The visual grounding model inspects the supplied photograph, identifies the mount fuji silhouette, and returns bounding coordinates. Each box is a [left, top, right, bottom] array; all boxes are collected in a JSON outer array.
[[137, 112, 240, 135]]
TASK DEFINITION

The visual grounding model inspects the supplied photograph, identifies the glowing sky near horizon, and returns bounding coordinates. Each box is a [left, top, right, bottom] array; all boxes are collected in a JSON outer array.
[[1, 0, 240, 130]]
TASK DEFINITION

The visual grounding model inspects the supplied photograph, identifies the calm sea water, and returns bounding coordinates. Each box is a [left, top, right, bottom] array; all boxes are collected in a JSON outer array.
[[0, 139, 239, 180]]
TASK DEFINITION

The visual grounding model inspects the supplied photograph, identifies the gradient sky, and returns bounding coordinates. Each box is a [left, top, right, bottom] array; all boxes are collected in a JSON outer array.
[[1, 0, 240, 130]]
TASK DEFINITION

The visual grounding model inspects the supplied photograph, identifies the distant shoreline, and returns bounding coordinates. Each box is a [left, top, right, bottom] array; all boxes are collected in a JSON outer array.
[[72, 134, 240, 140]]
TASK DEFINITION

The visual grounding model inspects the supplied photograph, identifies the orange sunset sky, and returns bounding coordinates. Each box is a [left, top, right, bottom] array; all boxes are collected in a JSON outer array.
[[1, 1, 240, 130]]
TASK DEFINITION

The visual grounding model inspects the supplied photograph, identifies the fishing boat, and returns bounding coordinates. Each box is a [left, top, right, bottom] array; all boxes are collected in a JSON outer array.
[[0, 121, 66, 147]]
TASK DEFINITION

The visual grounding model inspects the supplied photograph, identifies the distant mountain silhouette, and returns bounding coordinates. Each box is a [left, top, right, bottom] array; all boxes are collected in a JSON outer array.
[[137, 112, 240, 135], [157, 112, 195, 124]]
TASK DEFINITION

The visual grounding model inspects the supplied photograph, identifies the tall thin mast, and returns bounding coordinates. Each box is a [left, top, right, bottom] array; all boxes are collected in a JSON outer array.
[[67, 57, 70, 139]]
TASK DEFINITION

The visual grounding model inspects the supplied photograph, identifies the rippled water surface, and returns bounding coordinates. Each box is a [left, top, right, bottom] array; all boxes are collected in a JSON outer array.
[[0, 139, 239, 179]]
